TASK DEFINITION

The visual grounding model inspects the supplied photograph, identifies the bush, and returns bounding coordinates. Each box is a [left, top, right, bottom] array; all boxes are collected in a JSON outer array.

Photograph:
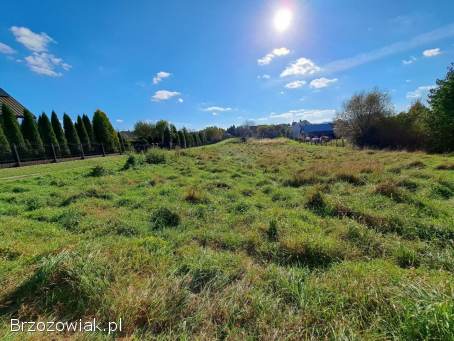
[[88, 165, 109, 177], [145, 149, 166, 164], [150, 207, 180, 230], [122, 154, 143, 170]]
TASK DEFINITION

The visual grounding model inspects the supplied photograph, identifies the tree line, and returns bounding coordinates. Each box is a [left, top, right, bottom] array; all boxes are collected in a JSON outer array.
[[335, 63, 454, 153], [0, 105, 128, 160], [132, 120, 225, 148]]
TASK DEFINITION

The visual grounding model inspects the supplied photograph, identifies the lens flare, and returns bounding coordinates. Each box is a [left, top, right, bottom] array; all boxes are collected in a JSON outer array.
[[274, 8, 293, 32]]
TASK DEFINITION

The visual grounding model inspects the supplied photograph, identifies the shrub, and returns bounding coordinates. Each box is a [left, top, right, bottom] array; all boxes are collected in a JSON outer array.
[[145, 149, 166, 164], [88, 165, 108, 177], [150, 207, 180, 230], [122, 154, 143, 170]]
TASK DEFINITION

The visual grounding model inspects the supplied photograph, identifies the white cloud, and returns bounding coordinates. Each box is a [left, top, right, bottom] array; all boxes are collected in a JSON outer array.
[[116, 119, 124, 123], [406, 85, 435, 99], [151, 90, 180, 102], [280, 57, 321, 77], [423, 48, 441, 57], [10, 26, 54, 52], [178, 98, 184, 103], [203, 106, 232, 112], [268, 109, 336, 124], [24, 52, 71, 77], [153, 71, 171, 84], [212, 112, 219, 116], [285, 80, 306, 89], [268, 109, 336, 123], [402, 56, 417, 65], [258, 47, 290, 65], [257, 74, 271, 80], [0, 42, 16, 54], [309, 77, 338, 89], [272, 47, 290, 56]]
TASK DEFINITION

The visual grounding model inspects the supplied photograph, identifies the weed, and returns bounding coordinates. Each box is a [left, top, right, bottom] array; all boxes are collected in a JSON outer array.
[[150, 207, 180, 230]]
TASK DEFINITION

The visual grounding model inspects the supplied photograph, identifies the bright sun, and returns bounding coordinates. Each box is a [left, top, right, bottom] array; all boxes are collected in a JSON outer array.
[[274, 8, 293, 32]]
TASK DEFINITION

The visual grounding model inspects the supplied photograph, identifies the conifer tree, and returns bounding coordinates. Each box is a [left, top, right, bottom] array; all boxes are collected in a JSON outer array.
[[163, 125, 172, 149], [82, 114, 95, 143], [183, 128, 192, 147], [194, 132, 202, 146], [51, 111, 70, 156], [21, 109, 45, 155], [92, 110, 120, 152], [63, 114, 81, 155], [178, 130, 186, 148], [0, 124, 11, 159], [38, 113, 60, 156], [75, 116, 91, 151], [1, 104, 27, 154]]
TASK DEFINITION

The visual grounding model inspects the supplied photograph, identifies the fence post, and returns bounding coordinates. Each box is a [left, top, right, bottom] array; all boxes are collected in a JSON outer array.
[[101, 144, 106, 157], [80, 144, 85, 160], [12, 144, 21, 167], [51, 144, 58, 163]]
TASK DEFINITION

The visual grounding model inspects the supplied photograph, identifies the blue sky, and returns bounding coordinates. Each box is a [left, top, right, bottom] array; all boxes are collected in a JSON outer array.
[[1, 0, 453, 130]]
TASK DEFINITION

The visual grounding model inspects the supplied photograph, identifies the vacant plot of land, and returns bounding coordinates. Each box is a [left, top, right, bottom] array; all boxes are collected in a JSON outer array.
[[0, 139, 453, 339]]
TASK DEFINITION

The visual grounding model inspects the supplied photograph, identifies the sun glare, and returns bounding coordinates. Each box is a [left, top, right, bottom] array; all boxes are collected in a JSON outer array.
[[274, 8, 293, 32]]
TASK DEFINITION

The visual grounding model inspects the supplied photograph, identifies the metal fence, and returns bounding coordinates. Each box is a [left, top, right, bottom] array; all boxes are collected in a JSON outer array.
[[0, 143, 130, 169]]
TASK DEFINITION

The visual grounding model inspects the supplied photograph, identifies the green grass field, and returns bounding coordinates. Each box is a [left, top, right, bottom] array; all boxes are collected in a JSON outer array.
[[0, 138, 453, 340]]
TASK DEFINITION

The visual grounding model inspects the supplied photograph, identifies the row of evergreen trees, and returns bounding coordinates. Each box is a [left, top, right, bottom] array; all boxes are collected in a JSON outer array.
[[0, 104, 127, 160], [133, 120, 225, 149]]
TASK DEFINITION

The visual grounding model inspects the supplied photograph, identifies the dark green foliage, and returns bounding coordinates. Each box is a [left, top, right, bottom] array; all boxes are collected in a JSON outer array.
[[21, 109, 45, 155], [183, 128, 192, 147], [88, 165, 109, 177], [75, 116, 91, 150], [38, 113, 60, 155], [117, 132, 128, 152], [51, 111, 70, 156], [150, 207, 180, 230], [82, 114, 95, 144], [163, 126, 171, 149], [194, 132, 202, 146], [170, 124, 179, 148], [63, 114, 81, 155], [122, 153, 144, 170], [0, 124, 11, 158], [145, 149, 166, 164], [92, 110, 120, 152], [178, 130, 186, 148], [427, 63, 454, 152], [1, 103, 27, 153]]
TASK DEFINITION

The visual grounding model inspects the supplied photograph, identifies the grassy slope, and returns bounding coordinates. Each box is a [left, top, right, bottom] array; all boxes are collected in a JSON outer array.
[[0, 138, 453, 340]]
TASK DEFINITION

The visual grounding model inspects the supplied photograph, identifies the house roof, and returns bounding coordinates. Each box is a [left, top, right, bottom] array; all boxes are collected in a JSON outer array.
[[302, 122, 334, 133], [0, 88, 26, 118]]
